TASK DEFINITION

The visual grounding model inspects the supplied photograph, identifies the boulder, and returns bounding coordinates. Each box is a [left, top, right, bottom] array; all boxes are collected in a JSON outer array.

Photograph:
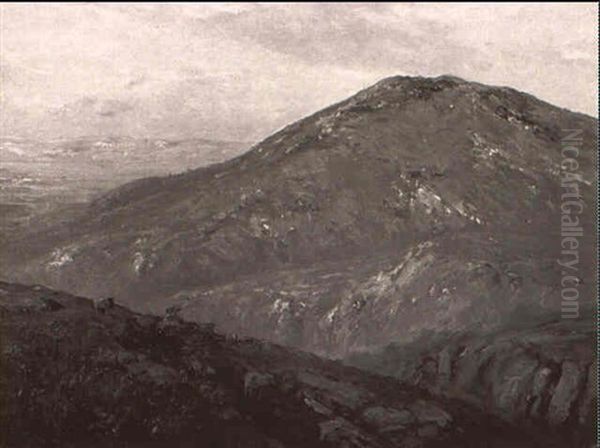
[[362, 406, 414, 432], [94, 297, 115, 313], [547, 361, 583, 425], [244, 371, 275, 399]]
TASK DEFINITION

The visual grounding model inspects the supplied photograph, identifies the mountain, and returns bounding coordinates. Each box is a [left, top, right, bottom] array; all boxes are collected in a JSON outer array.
[[0, 281, 561, 448], [2, 75, 596, 358]]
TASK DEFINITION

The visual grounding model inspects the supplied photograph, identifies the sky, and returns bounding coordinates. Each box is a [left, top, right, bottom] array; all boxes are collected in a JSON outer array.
[[1, 3, 598, 143]]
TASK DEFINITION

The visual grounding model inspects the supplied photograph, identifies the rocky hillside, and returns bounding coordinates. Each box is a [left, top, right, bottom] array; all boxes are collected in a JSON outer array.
[[0, 281, 559, 448], [1, 75, 596, 357], [347, 306, 596, 447]]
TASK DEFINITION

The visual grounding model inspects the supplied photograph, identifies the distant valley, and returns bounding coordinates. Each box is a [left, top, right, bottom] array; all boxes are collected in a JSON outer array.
[[0, 137, 248, 234]]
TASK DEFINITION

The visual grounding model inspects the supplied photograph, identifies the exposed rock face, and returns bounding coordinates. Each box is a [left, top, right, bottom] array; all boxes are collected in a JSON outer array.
[[0, 281, 557, 448], [347, 315, 596, 447], [362, 406, 415, 432], [547, 361, 585, 425], [2, 76, 596, 360]]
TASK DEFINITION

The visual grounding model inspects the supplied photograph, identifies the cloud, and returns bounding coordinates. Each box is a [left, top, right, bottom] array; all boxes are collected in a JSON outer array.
[[125, 76, 148, 89], [97, 100, 134, 117], [1, 3, 597, 142], [199, 4, 459, 72]]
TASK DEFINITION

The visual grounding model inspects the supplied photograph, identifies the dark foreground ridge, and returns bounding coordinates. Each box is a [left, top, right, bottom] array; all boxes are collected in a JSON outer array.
[[0, 281, 569, 448]]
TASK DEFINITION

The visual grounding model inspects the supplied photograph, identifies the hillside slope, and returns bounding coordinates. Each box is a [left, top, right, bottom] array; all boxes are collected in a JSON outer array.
[[0, 281, 559, 448]]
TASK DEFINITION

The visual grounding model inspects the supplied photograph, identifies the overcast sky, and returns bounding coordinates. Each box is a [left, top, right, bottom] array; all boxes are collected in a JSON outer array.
[[1, 3, 597, 142]]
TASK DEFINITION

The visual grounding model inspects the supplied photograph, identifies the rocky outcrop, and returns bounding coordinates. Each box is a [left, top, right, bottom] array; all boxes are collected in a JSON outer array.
[[348, 315, 596, 447], [547, 361, 586, 425]]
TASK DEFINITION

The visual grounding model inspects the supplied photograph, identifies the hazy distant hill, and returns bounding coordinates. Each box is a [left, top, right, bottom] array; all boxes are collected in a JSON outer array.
[[0, 137, 247, 233]]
